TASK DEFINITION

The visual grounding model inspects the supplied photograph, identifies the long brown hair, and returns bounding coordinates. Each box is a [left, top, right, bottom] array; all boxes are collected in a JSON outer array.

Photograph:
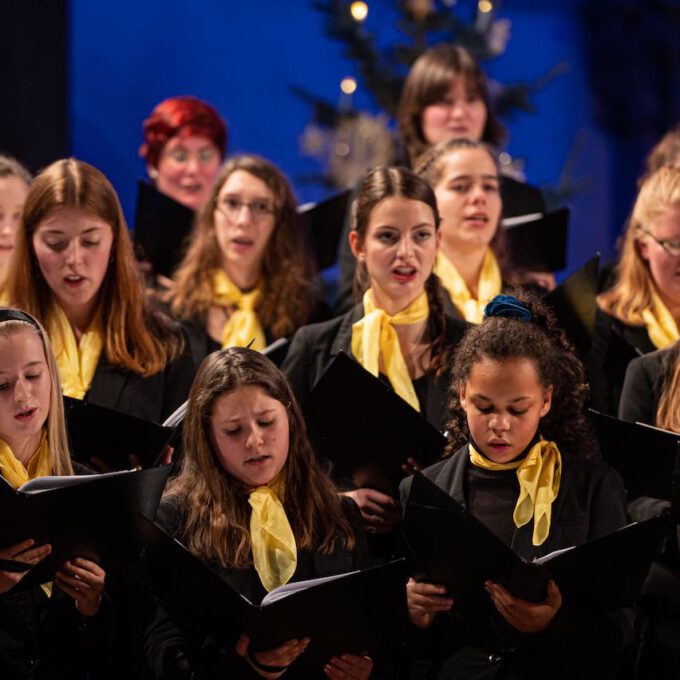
[[168, 155, 318, 339], [7, 159, 184, 376], [166, 347, 355, 567], [0, 310, 73, 475], [397, 44, 506, 167], [657, 341, 680, 432], [351, 165, 452, 377], [598, 166, 680, 325]]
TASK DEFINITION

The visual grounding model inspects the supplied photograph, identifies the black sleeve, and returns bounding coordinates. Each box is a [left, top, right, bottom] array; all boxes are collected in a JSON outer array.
[[280, 326, 313, 404], [160, 330, 196, 422], [618, 355, 656, 424], [586, 310, 617, 416]]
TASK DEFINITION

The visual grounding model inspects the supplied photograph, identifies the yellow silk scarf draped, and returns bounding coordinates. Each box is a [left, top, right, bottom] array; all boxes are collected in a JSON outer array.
[[212, 270, 266, 351], [351, 289, 429, 411], [49, 306, 103, 400], [248, 485, 297, 592], [641, 290, 680, 349], [0, 431, 53, 596], [434, 249, 502, 324], [0, 431, 51, 490], [469, 438, 562, 546]]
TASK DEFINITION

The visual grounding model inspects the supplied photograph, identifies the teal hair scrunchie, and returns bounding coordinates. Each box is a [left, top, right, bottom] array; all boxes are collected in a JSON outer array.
[[484, 295, 532, 322]]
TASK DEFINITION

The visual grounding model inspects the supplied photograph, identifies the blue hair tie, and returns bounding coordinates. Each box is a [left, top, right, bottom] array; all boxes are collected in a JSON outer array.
[[484, 295, 532, 322]]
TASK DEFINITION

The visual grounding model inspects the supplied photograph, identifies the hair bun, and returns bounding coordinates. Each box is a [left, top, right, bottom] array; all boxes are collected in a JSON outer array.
[[484, 295, 532, 322]]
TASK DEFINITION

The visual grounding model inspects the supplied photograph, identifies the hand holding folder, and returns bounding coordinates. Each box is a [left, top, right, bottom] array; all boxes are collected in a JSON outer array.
[[0, 465, 172, 586], [64, 396, 176, 471], [139, 515, 407, 676], [402, 474, 663, 631]]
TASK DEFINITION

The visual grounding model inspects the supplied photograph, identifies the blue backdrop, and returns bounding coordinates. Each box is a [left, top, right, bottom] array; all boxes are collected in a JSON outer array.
[[69, 0, 673, 275]]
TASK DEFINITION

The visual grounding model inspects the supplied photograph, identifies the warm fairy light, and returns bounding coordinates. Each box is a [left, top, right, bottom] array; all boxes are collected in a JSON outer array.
[[478, 0, 493, 13], [350, 1, 369, 22], [340, 77, 358, 94]]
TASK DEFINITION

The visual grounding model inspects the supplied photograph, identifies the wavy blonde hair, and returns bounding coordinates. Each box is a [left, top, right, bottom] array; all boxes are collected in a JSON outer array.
[[7, 159, 184, 376], [167, 155, 317, 339], [598, 166, 680, 324], [165, 347, 355, 568], [0, 311, 73, 475]]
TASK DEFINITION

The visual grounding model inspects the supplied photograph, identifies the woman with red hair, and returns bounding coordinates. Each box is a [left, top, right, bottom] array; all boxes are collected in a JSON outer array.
[[139, 95, 227, 211]]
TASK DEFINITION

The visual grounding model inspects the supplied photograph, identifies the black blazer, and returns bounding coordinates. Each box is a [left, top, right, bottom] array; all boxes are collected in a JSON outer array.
[[83, 332, 195, 425], [398, 445, 634, 680], [618, 346, 674, 425], [144, 495, 371, 680], [281, 304, 469, 432], [586, 308, 657, 417]]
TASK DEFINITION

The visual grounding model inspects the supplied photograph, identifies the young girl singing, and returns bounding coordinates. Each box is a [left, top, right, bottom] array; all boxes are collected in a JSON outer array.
[[0, 308, 108, 678], [402, 293, 633, 679], [145, 347, 374, 680]]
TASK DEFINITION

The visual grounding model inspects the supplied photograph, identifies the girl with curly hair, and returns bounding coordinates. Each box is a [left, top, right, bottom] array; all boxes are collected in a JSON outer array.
[[165, 155, 326, 366], [145, 347, 373, 680], [401, 291, 633, 679]]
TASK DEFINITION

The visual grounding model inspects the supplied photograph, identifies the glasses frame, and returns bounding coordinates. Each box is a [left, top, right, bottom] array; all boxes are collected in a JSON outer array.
[[639, 228, 680, 257], [215, 196, 276, 221]]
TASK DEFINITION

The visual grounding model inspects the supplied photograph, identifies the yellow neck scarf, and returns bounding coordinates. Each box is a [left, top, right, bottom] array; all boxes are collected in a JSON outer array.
[[48, 306, 103, 400], [0, 431, 51, 490], [212, 270, 266, 351], [641, 290, 680, 349], [434, 249, 502, 324], [0, 432, 53, 597], [469, 438, 562, 546], [351, 289, 429, 411], [248, 485, 297, 592]]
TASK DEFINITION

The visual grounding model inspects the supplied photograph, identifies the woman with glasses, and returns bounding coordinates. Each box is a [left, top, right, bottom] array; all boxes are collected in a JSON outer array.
[[165, 155, 326, 365], [588, 165, 680, 415]]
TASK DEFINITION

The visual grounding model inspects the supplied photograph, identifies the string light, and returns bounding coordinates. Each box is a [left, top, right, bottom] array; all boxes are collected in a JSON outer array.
[[340, 77, 357, 95], [478, 0, 493, 13], [350, 1, 369, 22]]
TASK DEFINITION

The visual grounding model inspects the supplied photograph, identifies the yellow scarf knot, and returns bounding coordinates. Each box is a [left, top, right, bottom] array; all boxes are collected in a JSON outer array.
[[248, 485, 297, 592], [48, 305, 103, 400], [351, 289, 429, 411], [469, 438, 562, 546], [434, 249, 502, 324], [0, 431, 51, 490], [212, 270, 266, 351], [641, 289, 680, 349]]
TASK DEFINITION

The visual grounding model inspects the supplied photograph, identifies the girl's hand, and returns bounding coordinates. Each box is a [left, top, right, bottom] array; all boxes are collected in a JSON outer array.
[[325, 653, 373, 680], [235, 633, 310, 678], [0, 539, 51, 594], [406, 578, 453, 630], [342, 489, 401, 534], [485, 579, 562, 633], [55, 558, 105, 617]]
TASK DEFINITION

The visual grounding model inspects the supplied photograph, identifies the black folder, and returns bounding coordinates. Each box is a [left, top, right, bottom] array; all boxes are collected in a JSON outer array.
[[589, 409, 680, 505], [296, 190, 351, 271], [138, 515, 407, 675], [543, 254, 599, 357], [402, 473, 663, 621], [133, 180, 195, 278], [64, 396, 175, 470], [302, 353, 447, 494], [502, 207, 569, 272], [0, 465, 172, 585]]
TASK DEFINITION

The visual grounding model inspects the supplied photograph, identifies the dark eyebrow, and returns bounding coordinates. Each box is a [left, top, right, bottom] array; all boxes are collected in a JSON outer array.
[[472, 394, 530, 403]]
